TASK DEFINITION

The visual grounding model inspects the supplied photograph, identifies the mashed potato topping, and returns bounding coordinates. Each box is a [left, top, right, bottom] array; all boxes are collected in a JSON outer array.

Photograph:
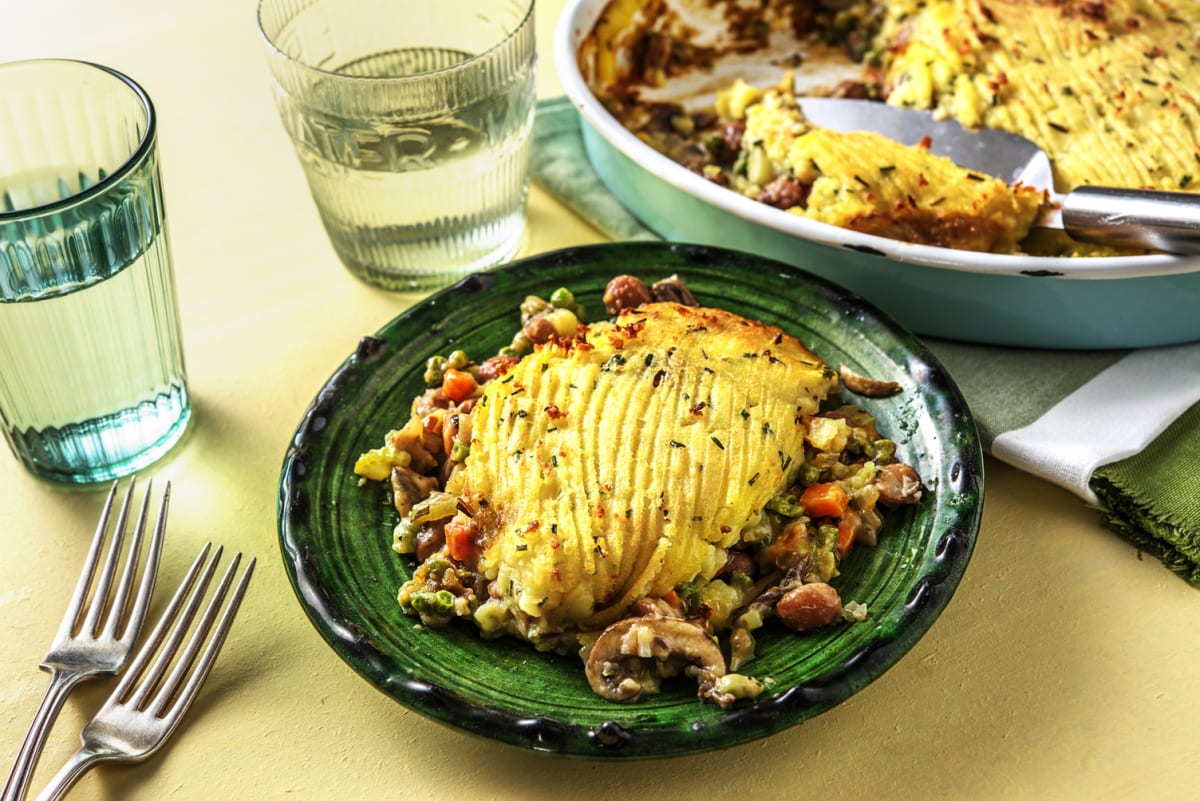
[[876, 0, 1200, 195], [459, 301, 836, 632], [715, 77, 1044, 252]]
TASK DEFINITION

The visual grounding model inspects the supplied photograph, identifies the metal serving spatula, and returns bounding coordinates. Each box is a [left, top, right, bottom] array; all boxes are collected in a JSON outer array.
[[798, 97, 1200, 255]]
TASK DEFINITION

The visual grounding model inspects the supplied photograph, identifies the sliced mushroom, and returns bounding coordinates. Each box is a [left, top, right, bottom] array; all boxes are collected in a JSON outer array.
[[584, 616, 731, 706], [874, 463, 923, 506], [650, 274, 699, 306], [838, 363, 901, 397], [390, 465, 440, 518]]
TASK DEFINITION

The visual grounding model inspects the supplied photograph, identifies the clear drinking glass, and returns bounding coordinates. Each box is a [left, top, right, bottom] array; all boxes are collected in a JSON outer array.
[[258, 0, 537, 292], [0, 60, 190, 485]]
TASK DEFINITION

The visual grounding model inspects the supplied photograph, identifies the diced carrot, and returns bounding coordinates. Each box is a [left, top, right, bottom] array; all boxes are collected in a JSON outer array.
[[445, 518, 478, 562], [799, 482, 850, 519], [662, 589, 681, 607], [836, 507, 862, 559], [441, 368, 478, 403]]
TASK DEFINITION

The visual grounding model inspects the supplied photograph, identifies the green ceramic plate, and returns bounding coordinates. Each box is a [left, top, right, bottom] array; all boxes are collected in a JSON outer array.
[[278, 242, 983, 758]]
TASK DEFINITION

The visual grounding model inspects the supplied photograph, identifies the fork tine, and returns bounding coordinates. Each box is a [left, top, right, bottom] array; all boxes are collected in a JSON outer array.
[[105, 482, 169, 644], [58, 480, 121, 640], [77, 478, 137, 638], [147, 552, 254, 720], [112, 542, 213, 708], [97, 478, 151, 640]]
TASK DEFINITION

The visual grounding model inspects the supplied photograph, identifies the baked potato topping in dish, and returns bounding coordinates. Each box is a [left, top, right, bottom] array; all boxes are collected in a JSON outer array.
[[710, 77, 1045, 252], [356, 275, 923, 707], [579, 0, 1200, 256]]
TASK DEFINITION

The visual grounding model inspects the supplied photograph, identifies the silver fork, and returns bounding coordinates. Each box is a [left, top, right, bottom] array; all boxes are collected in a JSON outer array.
[[1, 478, 168, 801], [33, 543, 255, 801]]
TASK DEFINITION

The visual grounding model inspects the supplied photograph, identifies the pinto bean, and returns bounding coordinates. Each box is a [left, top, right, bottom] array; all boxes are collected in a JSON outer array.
[[757, 176, 808, 210], [476, 354, 518, 383], [721, 120, 746, 162], [776, 582, 843, 631], [875, 463, 923, 506], [603, 274, 653, 315], [523, 314, 557, 345], [416, 520, 447, 562]]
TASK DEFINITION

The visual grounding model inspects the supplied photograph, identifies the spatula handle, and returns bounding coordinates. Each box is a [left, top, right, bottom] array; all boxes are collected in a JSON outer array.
[[1063, 185, 1200, 254]]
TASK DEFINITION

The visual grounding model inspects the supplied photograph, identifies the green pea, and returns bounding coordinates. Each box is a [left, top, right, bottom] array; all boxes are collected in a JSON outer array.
[[450, 441, 471, 462], [423, 355, 447, 387], [520, 295, 549, 321], [433, 589, 456, 615], [446, 349, 470, 370], [549, 287, 576, 309]]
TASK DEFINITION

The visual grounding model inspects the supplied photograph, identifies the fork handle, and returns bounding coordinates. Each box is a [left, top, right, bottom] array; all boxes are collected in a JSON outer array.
[[1, 671, 84, 801], [28, 747, 105, 801]]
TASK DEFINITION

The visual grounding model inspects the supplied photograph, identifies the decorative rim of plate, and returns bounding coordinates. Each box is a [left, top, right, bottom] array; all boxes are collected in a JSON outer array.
[[277, 242, 985, 758]]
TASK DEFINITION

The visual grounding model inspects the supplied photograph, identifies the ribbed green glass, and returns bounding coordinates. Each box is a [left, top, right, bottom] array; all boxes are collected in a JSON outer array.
[[0, 60, 189, 484]]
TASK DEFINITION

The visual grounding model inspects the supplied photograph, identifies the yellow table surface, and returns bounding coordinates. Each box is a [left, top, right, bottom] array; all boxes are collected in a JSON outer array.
[[3, 2, 1198, 799]]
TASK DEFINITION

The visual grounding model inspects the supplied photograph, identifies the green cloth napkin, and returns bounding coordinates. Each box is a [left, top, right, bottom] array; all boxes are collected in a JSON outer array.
[[531, 96, 1200, 585]]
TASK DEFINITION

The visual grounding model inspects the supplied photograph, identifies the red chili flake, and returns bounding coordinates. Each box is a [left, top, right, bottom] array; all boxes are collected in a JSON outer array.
[[545, 403, 567, 420], [653, 369, 667, 387], [917, 135, 933, 150], [615, 319, 646, 338], [689, 401, 707, 416], [720, 525, 732, 534]]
